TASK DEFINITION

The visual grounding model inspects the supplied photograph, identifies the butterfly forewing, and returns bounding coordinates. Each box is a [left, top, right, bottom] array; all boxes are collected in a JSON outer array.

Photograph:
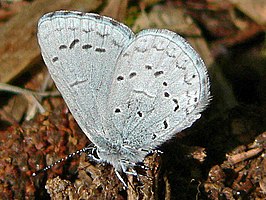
[[38, 11, 134, 143]]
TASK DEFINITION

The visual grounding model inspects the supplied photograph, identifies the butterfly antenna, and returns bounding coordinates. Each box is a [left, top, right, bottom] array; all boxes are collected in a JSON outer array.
[[32, 144, 95, 177]]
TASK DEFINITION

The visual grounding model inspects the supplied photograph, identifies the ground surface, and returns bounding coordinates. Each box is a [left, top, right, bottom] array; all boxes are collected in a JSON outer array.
[[0, 0, 265, 199]]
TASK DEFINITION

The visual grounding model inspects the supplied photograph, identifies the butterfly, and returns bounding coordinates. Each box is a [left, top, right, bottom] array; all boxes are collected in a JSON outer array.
[[37, 10, 210, 185]]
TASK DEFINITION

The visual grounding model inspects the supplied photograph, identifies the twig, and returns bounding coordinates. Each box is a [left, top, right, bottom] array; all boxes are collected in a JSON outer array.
[[0, 83, 60, 97], [227, 148, 263, 164]]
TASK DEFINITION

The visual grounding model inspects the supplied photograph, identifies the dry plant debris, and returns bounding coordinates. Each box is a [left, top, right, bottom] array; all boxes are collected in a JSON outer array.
[[0, 0, 265, 199]]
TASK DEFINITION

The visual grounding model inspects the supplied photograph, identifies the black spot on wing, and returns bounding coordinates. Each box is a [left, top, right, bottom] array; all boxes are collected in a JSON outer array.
[[82, 28, 93, 33], [112, 40, 123, 48], [82, 44, 92, 49], [115, 108, 121, 113], [129, 72, 137, 78], [52, 57, 58, 62], [69, 39, 80, 49], [153, 45, 165, 51], [184, 74, 192, 85], [145, 65, 152, 70], [59, 45, 67, 50], [123, 53, 129, 57], [163, 120, 168, 129], [154, 71, 163, 77], [173, 98, 179, 112], [137, 111, 142, 117], [166, 50, 176, 58], [164, 92, 170, 97], [95, 48, 106, 53], [96, 31, 110, 38], [117, 76, 124, 81], [176, 60, 186, 70]]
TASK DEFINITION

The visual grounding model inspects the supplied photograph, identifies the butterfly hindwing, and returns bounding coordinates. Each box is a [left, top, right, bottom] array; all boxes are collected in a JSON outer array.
[[105, 29, 210, 150]]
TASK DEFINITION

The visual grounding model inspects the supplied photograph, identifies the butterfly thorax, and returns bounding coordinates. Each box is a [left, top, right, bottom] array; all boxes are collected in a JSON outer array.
[[96, 143, 147, 172]]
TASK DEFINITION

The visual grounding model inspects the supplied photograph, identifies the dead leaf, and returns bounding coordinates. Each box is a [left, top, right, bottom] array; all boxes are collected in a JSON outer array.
[[132, 4, 213, 66], [101, 0, 128, 21], [229, 0, 266, 26], [0, 0, 102, 83]]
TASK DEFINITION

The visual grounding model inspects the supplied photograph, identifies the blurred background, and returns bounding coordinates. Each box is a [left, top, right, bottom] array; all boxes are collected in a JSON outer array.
[[0, 0, 265, 199]]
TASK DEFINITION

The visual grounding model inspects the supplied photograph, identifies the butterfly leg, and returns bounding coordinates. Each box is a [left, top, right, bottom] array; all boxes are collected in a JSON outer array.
[[120, 160, 151, 186], [140, 148, 163, 155], [120, 159, 138, 176], [114, 169, 128, 189]]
